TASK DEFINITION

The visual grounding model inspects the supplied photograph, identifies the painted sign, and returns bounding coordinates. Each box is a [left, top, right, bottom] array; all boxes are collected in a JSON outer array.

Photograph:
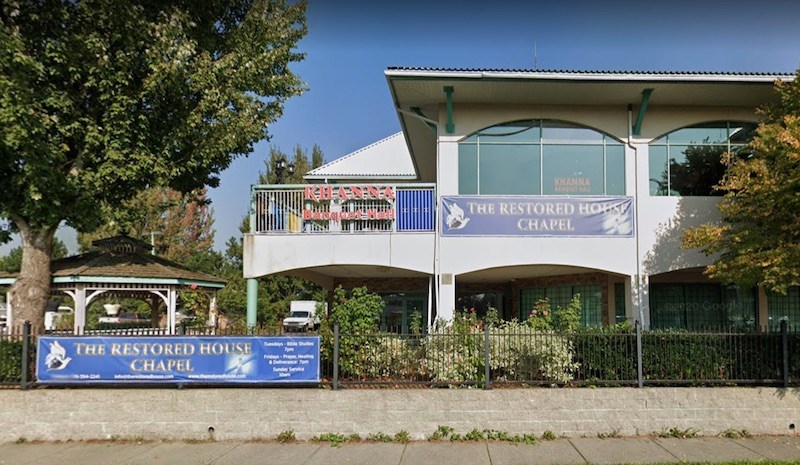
[[303, 185, 396, 222], [441, 196, 634, 237], [36, 336, 321, 384]]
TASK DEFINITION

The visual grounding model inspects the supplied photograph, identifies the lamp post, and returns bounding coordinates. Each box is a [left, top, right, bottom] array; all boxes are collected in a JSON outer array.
[[274, 157, 295, 184]]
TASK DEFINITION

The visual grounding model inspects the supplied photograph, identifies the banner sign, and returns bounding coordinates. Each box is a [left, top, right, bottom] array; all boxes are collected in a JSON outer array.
[[441, 196, 634, 237], [36, 336, 321, 384]]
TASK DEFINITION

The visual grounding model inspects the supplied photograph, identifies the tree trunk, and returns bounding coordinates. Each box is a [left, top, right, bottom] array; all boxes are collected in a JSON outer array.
[[9, 223, 56, 330]]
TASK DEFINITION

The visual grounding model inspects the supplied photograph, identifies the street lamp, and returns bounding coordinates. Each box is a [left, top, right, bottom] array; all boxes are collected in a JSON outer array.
[[274, 157, 295, 184]]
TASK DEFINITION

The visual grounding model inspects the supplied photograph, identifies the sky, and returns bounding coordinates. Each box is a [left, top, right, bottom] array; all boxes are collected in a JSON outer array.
[[3, 0, 800, 255]]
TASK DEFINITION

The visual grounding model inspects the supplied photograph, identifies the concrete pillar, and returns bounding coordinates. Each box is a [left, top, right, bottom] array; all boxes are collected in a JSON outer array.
[[246, 278, 258, 329], [73, 285, 86, 334], [5, 291, 12, 329], [437, 273, 456, 323]]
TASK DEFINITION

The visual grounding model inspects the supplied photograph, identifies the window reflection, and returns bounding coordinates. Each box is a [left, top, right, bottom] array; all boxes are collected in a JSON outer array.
[[458, 120, 625, 196], [649, 121, 756, 197]]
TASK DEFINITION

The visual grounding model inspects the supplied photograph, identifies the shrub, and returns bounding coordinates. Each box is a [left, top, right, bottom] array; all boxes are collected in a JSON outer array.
[[422, 313, 485, 384], [489, 321, 577, 383], [0, 339, 23, 383], [320, 286, 384, 377]]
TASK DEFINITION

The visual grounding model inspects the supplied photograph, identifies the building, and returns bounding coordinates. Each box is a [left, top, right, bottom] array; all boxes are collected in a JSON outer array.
[[243, 68, 795, 331]]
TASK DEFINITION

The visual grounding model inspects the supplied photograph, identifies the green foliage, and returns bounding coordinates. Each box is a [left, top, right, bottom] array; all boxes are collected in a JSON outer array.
[[656, 427, 699, 439], [541, 430, 558, 441], [551, 295, 581, 333], [720, 428, 750, 439], [367, 432, 393, 443], [683, 68, 800, 293], [276, 430, 295, 443], [0, 239, 68, 273], [393, 430, 410, 444], [0, 0, 308, 325], [319, 286, 384, 377], [0, 339, 22, 383], [428, 425, 454, 441], [423, 311, 485, 384], [312, 433, 357, 447], [489, 321, 577, 383]]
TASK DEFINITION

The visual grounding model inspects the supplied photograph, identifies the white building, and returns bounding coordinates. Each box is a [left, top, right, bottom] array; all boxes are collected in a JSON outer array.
[[244, 68, 796, 331]]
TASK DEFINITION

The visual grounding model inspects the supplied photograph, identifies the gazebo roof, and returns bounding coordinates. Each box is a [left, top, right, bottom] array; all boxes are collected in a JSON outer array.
[[0, 235, 225, 288]]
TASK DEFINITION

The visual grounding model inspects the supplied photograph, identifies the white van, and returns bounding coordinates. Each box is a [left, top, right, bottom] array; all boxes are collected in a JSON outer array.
[[282, 301, 323, 332]]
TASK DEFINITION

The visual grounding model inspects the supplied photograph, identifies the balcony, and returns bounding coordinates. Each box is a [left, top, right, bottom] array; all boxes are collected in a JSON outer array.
[[250, 183, 436, 234]]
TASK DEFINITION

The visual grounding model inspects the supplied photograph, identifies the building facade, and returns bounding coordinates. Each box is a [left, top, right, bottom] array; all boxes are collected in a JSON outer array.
[[243, 69, 795, 330]]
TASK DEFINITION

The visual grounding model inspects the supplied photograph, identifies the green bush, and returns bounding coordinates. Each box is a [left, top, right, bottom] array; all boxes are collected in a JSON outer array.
[[0, 339, 23, 383], [489, 321, 577, 383], [423, 312, 485, 384], [320, 286, 384, 377]]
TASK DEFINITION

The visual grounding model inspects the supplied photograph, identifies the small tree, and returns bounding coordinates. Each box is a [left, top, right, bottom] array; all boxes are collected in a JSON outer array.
[[320, 286, 384, 376], [683, 69, 800, 293]]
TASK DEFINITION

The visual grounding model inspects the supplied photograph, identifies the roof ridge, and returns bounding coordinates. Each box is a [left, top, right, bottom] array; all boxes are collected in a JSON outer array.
[[386, 67, 795, 76], [306, 132, 403, 175]]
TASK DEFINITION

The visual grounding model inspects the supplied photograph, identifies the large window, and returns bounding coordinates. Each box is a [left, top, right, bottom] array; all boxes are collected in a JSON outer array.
[[650, 283, 757, 330], [519, 284, 603, 327], [649, 121, 756, 196], [459, 121, 625, 196], [767, 287, 800, 330]]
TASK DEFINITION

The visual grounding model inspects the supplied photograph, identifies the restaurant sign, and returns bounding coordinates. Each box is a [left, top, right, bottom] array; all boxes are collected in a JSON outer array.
[[303, 185, 395, 221], [441, 196, 634, 237], [36, 336, 321, 384]]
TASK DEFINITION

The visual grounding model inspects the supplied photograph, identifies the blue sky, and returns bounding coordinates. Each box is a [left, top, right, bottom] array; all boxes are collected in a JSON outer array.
[[3, 0, 800, 255]]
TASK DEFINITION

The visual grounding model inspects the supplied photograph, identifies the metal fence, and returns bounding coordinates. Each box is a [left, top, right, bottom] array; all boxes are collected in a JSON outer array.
[[3, 321, 798, 389], [251, 184, 436, 234]]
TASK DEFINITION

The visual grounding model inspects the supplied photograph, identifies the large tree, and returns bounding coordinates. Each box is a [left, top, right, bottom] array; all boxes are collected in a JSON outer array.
[[0, 0, 307, 327], [78, 187, 215, 264], [683, 69, 800, 293]]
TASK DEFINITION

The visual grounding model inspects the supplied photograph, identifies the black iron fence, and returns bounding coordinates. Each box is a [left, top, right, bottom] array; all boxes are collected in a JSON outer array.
[[2, 321, 798, 389]]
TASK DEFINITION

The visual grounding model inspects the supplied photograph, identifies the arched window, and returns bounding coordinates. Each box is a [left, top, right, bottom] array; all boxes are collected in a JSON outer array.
[[458, 120, 625, 196], [648, 121, 757, 196]]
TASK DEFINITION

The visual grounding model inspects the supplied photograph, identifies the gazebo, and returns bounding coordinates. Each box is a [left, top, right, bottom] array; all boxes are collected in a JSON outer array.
[[1, 235, 226, 334]]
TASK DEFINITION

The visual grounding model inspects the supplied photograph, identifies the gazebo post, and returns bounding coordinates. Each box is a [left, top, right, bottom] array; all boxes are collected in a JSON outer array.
[[74, 285, 87, 334]]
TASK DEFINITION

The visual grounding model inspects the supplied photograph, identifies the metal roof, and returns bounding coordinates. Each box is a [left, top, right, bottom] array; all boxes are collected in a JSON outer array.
[[304, 132, 417, 181], [386, 67, 794, 80]]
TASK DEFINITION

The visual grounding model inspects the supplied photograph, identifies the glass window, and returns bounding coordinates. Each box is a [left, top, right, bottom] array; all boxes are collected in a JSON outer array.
[[519, 284, 603, 327], [614, 282, 626, 324], [458, 144, 478, 194], [650, 283, 757, 330], [479, 144, 540, 195], [459, 120, 625, 196], [542, 145, 604, 195], [767, 287, 800, 329], [649, 121, 757, 197]]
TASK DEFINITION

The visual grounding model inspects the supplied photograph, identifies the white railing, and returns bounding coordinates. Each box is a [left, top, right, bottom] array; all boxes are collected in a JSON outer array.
[[251, 183, 436, 234]]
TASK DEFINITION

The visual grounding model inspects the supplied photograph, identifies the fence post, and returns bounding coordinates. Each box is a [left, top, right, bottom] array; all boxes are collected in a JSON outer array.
[[636, 320, 643, 388], [21, 321, 31, 390], [782, 320, 789, 388], [484, 323, 491, 390], [333, 323, 340, 391]]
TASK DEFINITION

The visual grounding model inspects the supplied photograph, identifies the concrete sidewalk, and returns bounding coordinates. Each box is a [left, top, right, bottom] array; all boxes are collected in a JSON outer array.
[[2, 436, 800, 465]]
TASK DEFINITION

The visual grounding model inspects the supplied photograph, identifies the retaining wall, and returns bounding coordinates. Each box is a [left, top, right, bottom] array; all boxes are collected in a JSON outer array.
[[1, 388, 799, 443]]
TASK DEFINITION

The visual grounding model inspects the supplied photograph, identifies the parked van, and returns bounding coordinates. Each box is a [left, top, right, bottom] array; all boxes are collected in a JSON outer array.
[[282, 301, 323, 332]]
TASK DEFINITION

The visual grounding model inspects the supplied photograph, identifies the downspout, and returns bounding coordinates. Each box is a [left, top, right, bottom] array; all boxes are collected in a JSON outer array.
[[628, 104, 645, 327]]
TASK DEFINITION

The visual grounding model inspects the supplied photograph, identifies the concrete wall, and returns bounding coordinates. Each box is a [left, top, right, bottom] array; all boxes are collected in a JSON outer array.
[[2, 388, 798, 443]]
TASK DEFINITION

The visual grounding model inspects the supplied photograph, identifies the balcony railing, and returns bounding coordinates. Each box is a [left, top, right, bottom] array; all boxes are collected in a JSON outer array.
[[251, 183, 436, 234]]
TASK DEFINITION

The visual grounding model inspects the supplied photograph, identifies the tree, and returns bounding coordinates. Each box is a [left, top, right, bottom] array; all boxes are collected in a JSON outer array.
[[683, 69, 800, 293], [78, 187, 215, 263], [0, 239, 68, 273], [259, 144, 322, 185], [0, 0, 307, 327]]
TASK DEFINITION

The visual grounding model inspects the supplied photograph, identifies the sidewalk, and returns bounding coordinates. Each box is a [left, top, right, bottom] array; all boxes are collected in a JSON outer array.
[[2, 436, 800, 465]]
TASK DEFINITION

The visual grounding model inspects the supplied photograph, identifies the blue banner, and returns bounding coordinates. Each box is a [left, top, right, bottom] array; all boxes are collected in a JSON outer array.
[[441, 196, 634, 237], [36, 336, 321, 384]]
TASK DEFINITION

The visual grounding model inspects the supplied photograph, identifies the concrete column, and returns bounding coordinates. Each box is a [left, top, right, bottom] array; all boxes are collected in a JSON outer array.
[[5, 291, 12, 329], [437, 273, 456, 323], [73, 285, 87, 334], [246, 278, 258, 329], [632, 274, 651, 328]]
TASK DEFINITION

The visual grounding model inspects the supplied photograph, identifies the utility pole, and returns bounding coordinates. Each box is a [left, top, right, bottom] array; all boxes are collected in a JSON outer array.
[[143, 231, 163, 256]]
